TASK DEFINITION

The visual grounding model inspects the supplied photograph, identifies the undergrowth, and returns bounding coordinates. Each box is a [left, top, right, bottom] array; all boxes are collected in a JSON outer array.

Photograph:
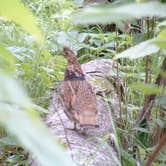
[[0, 0, 166, 165]]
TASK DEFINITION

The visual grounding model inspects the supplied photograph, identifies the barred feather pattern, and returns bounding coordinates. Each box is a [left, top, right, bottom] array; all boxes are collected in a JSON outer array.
[[60, 47, 98, 127]]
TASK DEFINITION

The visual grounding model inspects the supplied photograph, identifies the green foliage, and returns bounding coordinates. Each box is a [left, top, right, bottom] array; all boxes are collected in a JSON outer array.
[[0, 73, 75, 166], [72, 1, 166, 165], [0, 21, 50, 107], [22, 0, 75, 46], [0, 43, 16, 73], [0, 0, 75, 165], [0, 0, 42, 41], [0, 0, 166, 165], [18, 50, 55, 107]]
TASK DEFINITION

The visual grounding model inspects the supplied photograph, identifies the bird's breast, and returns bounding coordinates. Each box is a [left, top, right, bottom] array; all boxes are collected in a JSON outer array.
[[64, 69, 85, 81]]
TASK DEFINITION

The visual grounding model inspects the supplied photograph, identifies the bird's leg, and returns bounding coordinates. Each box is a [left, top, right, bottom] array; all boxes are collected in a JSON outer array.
[[74, 122, 77, 130]]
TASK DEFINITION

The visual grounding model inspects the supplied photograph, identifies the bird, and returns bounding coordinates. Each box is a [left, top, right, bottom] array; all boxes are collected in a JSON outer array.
[[59, 47, 99, 129]]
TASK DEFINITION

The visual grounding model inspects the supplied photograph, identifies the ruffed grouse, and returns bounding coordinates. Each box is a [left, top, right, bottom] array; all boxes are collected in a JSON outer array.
[[59, 47, 99, 128]]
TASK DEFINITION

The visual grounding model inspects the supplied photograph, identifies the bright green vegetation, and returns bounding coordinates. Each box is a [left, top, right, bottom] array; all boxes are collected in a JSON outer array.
[[0, 0, 166, 165]]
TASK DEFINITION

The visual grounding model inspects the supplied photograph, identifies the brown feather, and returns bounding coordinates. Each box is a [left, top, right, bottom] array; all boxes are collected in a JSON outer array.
[[59, 47, 99, 128]]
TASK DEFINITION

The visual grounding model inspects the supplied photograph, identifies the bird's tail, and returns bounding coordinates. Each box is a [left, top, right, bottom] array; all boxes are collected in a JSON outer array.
[[78, 113, 99, 128]]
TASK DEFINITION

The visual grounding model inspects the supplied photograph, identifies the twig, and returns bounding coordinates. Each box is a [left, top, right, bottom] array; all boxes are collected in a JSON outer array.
[[144, 133, 166, 166], [115, 26, 123, 128], [52, 90, 74, 160]]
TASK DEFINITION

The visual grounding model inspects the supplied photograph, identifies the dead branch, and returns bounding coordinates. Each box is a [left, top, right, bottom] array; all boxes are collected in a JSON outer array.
[[144, 133, 166, 166]]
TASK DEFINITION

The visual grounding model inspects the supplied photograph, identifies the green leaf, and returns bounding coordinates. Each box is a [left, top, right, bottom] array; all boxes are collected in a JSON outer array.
[[0, 106, 75, 166], [73, 2, 166, 25], [54, 56, 67, 80], [158, 96, 166, 106], [31, 104, 49, 114], [121, 149, 136, 166], [157, 20, 166, 30], [154, 29, 166, 49], [0, 74, 31, 108], [134, 127, 149, 133], [0, 43, 15, 72], [131, 83, 162, 95], [0, 136, 18, 146], [0, 73, 75, 166], [0, 0, 42, 42], [114, 39, 159, 59]]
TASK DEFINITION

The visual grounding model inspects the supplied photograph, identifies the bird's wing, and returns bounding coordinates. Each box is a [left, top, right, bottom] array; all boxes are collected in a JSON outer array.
[[59, 80, 78, 122], [71, 80, 98, 125], [60, 81, 75, 110]]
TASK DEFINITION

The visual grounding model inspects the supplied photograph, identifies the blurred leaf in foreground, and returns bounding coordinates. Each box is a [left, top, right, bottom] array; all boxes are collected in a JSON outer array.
[[0, 43, 15, 73], [0, 0, 42, 42], [114, 39, 159, 59], [154, 28, 166, 50], [73, 1, 166, 25], [0, 73, 75, 166]]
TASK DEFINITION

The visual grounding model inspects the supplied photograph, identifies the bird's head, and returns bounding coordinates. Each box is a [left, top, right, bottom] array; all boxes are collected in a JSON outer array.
[[60, 47, 76, 60]]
